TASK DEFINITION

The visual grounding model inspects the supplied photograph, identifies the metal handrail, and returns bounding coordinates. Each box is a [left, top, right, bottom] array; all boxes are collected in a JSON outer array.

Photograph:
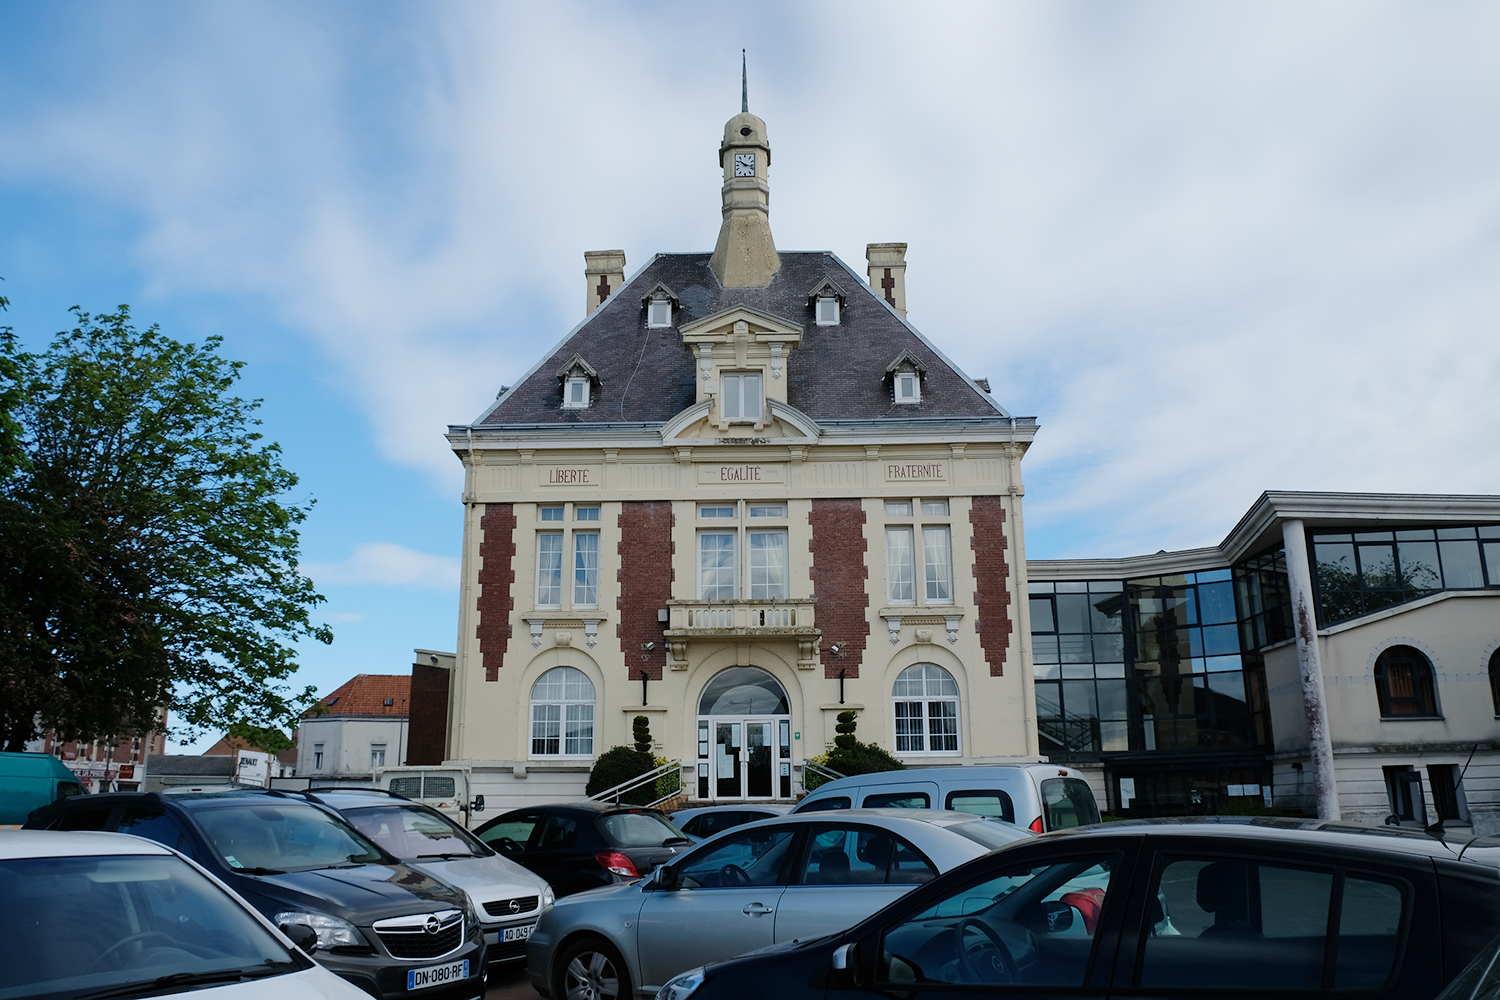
[[801, 759, 847, 792], [587, 759, 684, 805]]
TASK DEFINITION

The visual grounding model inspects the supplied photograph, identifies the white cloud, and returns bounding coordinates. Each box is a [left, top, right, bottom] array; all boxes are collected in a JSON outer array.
[[304, 543, 460, 591], [4, 1, 1500, 558]]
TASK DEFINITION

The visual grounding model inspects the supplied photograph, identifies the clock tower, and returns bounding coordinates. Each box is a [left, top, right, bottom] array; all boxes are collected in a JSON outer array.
[[709, 75, 779, 287]]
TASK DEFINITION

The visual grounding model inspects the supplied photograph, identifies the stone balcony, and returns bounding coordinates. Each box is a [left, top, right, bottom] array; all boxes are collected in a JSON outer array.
[[664, 599, 821, 670]]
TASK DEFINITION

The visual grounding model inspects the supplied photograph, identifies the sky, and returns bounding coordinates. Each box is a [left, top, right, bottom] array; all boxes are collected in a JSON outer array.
[[3, 2, 1498, 746]]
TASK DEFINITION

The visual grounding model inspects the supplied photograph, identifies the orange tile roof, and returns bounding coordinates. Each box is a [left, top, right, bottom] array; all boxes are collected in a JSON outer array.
[[307, 674, 412, 718]]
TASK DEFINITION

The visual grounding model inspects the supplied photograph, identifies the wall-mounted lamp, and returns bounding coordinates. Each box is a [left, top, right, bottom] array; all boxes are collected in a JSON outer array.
[[829, 644, 841, 656], [428, 654, 439, 665], [642, 642, 656, 651]]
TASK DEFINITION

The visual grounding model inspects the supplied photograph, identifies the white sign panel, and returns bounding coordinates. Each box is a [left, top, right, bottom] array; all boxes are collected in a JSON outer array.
[[236, 751, 271, 787]]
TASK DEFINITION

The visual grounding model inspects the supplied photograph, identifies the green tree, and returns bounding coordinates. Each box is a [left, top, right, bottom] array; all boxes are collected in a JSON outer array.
[[632, 714, 653, 754], [0, 306, 330, 751]]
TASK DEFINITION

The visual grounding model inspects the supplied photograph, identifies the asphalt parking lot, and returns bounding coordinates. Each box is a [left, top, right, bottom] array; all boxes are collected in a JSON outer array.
[[487, 962, 544, 999]]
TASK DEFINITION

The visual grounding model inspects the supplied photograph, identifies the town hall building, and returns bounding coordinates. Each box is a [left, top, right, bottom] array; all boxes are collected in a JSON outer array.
[[436, 100, 1041, 804]]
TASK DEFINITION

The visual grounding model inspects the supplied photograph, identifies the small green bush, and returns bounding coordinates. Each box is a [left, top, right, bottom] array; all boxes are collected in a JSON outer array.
[[585, 746, 656, 805], [804, 711, 903, 791]]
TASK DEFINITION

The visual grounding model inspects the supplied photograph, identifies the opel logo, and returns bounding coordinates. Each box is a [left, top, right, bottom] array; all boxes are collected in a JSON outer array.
[[508, 899, 521, 913], [424, 915, 442, 935]]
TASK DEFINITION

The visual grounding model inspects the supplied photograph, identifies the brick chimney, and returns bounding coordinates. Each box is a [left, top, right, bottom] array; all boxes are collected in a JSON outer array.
[[866, 243, 908, 317], [584, 250, 626, 316]]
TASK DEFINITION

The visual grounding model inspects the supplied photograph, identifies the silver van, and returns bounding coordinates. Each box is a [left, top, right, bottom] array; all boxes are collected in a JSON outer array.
[[789, 764, 1100, 832]]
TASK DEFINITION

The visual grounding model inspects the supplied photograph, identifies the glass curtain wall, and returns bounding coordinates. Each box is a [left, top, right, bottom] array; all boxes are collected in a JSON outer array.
[[1311, 524, 1500, 626], [1029, 582, 1129, 757]]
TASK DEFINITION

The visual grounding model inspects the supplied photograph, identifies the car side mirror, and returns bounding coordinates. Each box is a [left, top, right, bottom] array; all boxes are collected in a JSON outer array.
[[830, 942, 862, 987], [1041, 899, 1075, 933], [653, 865, 678, 890], [471, 795, 485, 814], [280, 923, 319, 954]]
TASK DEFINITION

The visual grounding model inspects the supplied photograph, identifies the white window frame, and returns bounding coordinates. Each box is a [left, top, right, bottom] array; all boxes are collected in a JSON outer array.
[[536, 504, 605, 611], [815, 296, 840, 325], [312, 744, 324, 771], [892, 664, 961, 755], [894, 371, 921, 404], [720, 372, 764, 422], [886, 499, 953, 606], [530, 666, 596, 758], [370, 743, 387, 768], [536, 531, 564, 607], [748, 528, 789, 600], [563, 375, 591, 408], [696, 502, 792, 601], [698, 530, 738, 600], [573, 531, 600, 608], [647, 298, 672, 328]]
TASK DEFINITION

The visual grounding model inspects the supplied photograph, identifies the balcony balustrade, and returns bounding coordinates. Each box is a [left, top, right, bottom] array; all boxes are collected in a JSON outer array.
[[664, 599, 821, 670]]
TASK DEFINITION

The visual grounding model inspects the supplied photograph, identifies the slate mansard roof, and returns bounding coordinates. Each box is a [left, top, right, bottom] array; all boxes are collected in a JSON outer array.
[[463, 252, 1026, 430]]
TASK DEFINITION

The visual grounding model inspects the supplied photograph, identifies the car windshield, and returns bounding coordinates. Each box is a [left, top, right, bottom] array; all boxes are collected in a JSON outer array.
[[194, 801, 387, 872], [600, 811, 689, 847], [1040, 778, 1101, 829], [342, 804, 485, 860], [948, 818, 1034, 851], [0, 853, 304, 1000]]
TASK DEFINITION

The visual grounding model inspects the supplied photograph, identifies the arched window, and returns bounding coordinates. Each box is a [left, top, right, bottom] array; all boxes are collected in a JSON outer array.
[[1489, 649, 1500, 716], [1373, 645, 1438, 718], [531, 667, 595, 756], [893, 664, 960, 754], [698, 666, 789, 716]]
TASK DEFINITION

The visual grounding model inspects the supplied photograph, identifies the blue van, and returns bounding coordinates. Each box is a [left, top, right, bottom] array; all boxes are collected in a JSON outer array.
[[0, 751, 85, 826]]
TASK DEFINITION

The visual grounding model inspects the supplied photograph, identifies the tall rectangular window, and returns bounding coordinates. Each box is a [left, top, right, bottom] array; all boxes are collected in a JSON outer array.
[[699, 532, 737, 599], [564, 704, 594, 755], [748, 530, 788, 599], [370, 743, 386, 768], [887, 527, 916, 603], [721, 373, 763, 421], [573, 532, 599, 607], [537, 532, 563, 606], [923, 526, 953, 602], [312, 744, 324, 770]]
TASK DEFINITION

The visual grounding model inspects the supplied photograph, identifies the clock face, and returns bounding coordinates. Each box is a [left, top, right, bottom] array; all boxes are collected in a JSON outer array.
[[734, 153, 756, 177]]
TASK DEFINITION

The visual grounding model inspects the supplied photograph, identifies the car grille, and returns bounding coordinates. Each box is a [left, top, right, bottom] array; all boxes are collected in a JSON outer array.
[[372, 909, 465, 960], [482, 895, 539, 917]]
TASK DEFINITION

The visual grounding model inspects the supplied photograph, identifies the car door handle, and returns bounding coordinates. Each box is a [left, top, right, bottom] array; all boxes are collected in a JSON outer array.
[[742, 903, 774, 915]]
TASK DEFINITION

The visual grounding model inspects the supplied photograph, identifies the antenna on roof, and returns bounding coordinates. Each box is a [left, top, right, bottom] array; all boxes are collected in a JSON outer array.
[[741, 49, 748, 113]]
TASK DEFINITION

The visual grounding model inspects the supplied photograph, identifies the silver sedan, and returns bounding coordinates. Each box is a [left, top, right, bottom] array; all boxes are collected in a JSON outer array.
[[525, 809, 1030, 1000]]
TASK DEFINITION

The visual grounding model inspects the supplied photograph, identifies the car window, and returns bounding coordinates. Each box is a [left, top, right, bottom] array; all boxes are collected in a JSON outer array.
[[477, 814, 540, 850], [600, 811, 687, 847], [677, 828, 795, 889], [863, 792, 929, 809], [56, 806, 113, 831], [1039, 778, 1100, 829], [796, 795, 850, 812], [946, 790, 1015, 824], [794, 825, 936, 886], [55, 781, 84, 801], [193, 801, 385, 872], [344, 804, 480, 860], [0, 853, 305, 1000], [118, 807, 194, 859], [535, 814, 580, 849], [1140, 856, 1405, 991], [881, 854, 1117, 987]]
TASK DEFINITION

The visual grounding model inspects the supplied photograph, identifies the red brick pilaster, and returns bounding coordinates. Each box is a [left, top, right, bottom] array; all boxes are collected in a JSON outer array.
[[475, 503, 517, 681], [809, 499, 870, 678], [618, 501, 674, 681], [970, 496, 1012, 676], [406, 662, 451, 764]]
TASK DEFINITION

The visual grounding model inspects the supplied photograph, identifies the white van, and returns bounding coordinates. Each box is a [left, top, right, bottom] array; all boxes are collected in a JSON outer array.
[[789, 764, 1100, 832]]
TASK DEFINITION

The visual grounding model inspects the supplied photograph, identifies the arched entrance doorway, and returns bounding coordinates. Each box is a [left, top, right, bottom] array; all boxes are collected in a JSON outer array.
[[696, 666, 792, 801]]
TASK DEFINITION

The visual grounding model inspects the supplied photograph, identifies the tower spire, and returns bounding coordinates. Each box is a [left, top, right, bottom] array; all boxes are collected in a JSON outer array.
[[741, 49, 748, 113]]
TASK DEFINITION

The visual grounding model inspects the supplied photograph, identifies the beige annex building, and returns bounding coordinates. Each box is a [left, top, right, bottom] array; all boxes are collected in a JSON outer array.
[[435, 102, 1040, 805]]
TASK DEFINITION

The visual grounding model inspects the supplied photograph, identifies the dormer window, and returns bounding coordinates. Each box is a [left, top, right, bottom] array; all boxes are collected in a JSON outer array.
[[720, 372, 763, 421], [895, 371, 920, 404], [815, 296, 840, 325], [885, 349, 928, 406], [563, 376, 590, 408], [642, 282, 678, 329]]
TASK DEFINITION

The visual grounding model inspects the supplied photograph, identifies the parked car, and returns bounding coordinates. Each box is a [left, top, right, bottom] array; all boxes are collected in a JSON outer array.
[[526, 808, 1032, 1000], [25, 789, 487, 1000], [296, 787, 553, 967], [471, 801, 693, 897], [0, 750, 85, 826], [653, 817, 1500, 1000], [0, 829, 370, 1000], [670, 803, 794, 839], [790, 764, 1101, 833]]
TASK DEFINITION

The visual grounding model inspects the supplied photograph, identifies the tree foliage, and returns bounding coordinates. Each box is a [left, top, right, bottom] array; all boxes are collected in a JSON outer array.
[[0, 306, 330, 751]]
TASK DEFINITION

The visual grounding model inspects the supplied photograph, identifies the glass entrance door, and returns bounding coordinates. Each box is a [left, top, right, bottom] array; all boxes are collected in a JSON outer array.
[[714, 722, 742, 798], [745, 720, 773, 798]]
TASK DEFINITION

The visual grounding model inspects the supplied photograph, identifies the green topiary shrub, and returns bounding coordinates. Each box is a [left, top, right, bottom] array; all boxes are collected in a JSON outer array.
[[633, 715, 653, 754], [585, 745, 656, 805], [817, 710, 904, 786]]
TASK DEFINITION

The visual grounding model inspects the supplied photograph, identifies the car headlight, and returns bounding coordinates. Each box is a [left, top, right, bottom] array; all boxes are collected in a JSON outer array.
[[540, 886, 556, 914], [655, 967, 706, 1000], [273, 910, 365, 950]]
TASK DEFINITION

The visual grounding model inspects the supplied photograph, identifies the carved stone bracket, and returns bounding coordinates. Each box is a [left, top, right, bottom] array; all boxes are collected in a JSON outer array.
[[797, 638, 819, 670], [583, 619, 600, 647], [884, 616, 902, 644], [528, 619, 545, 647], [945, 615, 961, 643]]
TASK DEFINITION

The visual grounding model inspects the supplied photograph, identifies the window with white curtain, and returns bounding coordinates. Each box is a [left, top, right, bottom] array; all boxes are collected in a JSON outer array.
[[923, 527, 953, 603], [573, 532, 599, 607], [721, 372, 763, 421], [749, 530, 788, 599], [893, 663, 960, 754], [887, 527, 916, 604], [537, 532, 564, 606], [699, 532, 737, 599], [531, 667, 596, 757], [886, 500, 954, 607]]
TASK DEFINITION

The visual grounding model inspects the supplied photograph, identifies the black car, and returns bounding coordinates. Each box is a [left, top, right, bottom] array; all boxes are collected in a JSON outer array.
[[471, 801, 691, 897], [652, 818, 1500, 1000], [27, 789, 487, 1000]]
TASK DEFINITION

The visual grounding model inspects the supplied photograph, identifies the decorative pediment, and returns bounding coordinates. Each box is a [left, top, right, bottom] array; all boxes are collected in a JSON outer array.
[[884, 349, 929, 375], [660, 398, 822, 446], [640, 281, 678, 305], [806, 277, 847, 304], [677, 305, 803, 344], [554, 353, 599, 381]]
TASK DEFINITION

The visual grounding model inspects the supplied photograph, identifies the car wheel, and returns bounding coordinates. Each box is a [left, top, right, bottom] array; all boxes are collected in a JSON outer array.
[[558, 936, 630, 1000]]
